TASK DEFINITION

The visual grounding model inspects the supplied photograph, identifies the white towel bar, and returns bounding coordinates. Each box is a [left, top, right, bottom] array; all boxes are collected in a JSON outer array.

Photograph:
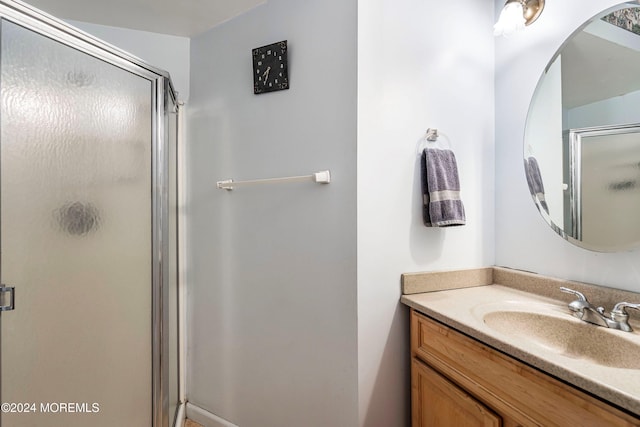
[[216, 170, 331, 191]]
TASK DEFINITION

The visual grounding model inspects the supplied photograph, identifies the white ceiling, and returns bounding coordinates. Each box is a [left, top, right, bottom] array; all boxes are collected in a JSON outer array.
[[24, 0, 266, 37]]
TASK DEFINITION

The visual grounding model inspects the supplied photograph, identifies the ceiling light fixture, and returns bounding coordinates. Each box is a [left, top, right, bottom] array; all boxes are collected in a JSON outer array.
[[494, 0, 545, 37]]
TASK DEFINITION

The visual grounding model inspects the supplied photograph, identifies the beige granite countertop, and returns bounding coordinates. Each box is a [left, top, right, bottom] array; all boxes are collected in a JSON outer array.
[[400, 267, 640, 417]]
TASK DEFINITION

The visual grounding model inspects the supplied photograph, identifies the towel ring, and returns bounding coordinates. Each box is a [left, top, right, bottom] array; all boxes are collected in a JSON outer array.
[[416, 128, 453, 154]]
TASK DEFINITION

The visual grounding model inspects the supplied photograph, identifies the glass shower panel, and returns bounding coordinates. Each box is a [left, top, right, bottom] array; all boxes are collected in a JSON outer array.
[[1, 20, 153, 426]]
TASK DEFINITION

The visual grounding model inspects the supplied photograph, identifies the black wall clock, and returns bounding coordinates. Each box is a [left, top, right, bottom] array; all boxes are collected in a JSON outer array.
[[252, 40, 289, 94]]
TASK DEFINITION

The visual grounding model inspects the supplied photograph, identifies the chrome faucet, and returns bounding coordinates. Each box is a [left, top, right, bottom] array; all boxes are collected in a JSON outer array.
[[559, 287, 640, 332]]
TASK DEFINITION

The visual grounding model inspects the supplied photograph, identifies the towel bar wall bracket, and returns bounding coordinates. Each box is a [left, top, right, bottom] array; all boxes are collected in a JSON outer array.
[[216, 170, 331, 191]]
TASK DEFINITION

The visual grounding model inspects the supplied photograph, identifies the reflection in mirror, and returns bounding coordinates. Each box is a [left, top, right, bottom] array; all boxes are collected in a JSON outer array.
[[568, 125, 640, 248], [525, 2, 640, 251]]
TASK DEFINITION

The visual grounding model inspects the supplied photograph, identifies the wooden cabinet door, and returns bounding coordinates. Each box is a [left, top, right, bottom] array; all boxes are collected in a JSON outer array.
[[412, 358, 501, 427]]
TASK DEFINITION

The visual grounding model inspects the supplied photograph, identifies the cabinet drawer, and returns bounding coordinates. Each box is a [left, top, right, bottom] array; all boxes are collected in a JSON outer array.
[[412, 357, 501, 427], [411, 309, 640, 427]]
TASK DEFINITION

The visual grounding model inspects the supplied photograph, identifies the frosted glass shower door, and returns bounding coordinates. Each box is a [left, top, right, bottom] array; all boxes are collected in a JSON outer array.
[[0, 20, 153, 426]]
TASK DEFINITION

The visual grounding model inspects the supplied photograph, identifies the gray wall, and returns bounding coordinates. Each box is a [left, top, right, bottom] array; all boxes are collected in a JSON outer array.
[[186, 0, 358, 425], [357, 0, 495, 425]]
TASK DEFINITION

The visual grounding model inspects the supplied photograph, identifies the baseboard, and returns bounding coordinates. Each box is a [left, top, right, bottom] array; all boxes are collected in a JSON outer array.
[[185, 402, 239, 427]]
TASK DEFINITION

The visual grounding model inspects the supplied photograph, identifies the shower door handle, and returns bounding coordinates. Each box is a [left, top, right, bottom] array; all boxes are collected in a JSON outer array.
[[0, 285, 15, 311]]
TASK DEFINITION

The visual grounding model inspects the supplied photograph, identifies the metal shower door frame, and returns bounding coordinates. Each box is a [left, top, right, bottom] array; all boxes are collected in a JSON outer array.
[[0, 1, 175, 426], [568, 123, 640, 248]]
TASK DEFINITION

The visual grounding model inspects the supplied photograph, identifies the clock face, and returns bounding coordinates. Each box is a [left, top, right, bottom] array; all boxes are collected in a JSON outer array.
[[252, 40, 289, 94]]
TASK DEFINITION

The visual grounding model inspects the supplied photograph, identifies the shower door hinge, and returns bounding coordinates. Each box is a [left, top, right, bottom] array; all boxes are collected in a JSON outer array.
[[0, 285, 15, 311]]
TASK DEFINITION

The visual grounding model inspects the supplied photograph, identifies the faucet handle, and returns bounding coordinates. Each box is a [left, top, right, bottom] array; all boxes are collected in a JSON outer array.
[[610, 302, 640, 332], [560, 287, 588, 302], [559, 287, 593, 317], [612, 302, 640, 316]]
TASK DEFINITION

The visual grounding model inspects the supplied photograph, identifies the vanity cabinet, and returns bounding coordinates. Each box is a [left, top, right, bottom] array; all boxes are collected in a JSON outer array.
[[410, 309, 640, 427]]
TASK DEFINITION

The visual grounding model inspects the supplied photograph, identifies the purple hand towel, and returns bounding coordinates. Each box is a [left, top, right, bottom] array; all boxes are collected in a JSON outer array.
[[524, 156, 549, 214], [421, 148, 466, 227]]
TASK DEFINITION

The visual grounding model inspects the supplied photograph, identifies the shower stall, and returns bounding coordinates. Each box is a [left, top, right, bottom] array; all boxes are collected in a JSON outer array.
[[0, 1, 181, 426]]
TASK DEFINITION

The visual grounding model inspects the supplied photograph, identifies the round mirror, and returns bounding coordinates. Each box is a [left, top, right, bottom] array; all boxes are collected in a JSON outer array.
[[525, 2, 640, 251]]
